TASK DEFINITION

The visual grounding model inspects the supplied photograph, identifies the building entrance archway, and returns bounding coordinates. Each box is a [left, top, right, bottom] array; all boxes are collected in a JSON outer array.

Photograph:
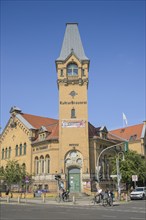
[[68, 167, 81, 193]]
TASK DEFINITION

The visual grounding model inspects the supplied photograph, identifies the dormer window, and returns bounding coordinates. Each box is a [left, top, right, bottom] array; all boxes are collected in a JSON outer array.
[[67, 63, 78, 76], [39, 133, 46, 140], [38, 126, 49, 141], [129, 134, 137, 142]]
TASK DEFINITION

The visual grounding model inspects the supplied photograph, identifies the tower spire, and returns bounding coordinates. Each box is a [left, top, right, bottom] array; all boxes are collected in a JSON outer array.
[[56, 23, 89, 62]]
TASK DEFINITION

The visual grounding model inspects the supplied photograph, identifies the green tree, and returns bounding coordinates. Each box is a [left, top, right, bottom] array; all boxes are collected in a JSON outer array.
[[111, 150, 146, 188], [0, 166, 4, 177], [1, 160, 28, 191], [0, 166, 5, 188]]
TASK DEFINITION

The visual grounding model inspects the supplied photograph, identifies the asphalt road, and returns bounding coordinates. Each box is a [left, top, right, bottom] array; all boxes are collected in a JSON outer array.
[[0, 200, 146, 220]]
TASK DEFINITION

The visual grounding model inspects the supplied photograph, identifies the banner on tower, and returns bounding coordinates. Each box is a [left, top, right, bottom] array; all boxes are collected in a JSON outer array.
[[62, 120, 85, 128]]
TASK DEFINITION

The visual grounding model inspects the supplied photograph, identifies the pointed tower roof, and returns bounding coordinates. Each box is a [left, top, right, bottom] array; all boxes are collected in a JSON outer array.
[[56, 23, 89, 61]]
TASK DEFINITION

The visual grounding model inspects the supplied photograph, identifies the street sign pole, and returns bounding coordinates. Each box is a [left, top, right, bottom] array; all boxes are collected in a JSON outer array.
[[132, 175, 138, 188]]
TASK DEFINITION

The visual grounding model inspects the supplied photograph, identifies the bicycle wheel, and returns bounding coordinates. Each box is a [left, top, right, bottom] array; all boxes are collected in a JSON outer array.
[[89, 198, 95, 205], [63, 195, 69, 202], [108, 198, 113, 206], [102, 199, 108, 207], [55, 195, 61, 203]]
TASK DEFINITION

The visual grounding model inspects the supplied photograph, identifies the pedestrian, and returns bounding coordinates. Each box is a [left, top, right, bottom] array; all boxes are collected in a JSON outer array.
[[5, 188, 10, 196], [95, 187, 103, 202], [109, 189, 114, 202]]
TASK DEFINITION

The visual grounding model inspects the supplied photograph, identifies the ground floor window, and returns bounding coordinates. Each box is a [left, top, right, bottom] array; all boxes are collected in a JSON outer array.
[[34, 154, 50, 175]]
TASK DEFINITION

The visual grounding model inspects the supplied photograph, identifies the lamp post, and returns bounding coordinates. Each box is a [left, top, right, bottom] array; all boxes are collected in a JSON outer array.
[[116, 152, 125, 201], [96, 142, 125, 185]]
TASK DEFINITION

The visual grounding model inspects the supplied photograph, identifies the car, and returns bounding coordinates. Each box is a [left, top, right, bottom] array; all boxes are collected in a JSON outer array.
[[130, 187, 146, 200]]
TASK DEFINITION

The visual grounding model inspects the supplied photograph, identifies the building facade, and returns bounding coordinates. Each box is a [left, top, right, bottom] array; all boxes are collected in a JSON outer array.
[[0, 23, 146, 193], [109, 122, 146, 157]]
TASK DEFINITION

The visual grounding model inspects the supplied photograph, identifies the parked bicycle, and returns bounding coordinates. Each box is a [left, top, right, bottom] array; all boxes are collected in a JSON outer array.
[[90, 190, 113, 207], [90, 194, 102, 205], [102, 190, 113, 207]]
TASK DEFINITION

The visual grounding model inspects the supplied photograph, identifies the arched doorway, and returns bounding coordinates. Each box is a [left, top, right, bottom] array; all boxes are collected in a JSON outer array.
[[68, 167, 81, 193]]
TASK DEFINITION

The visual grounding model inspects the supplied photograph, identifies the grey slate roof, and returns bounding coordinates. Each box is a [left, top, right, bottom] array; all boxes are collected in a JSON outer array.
[[56, 23, 89, 61]]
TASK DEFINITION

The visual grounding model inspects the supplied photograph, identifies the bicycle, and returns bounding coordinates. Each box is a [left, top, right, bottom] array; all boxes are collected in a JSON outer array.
[[62, 190, 70, 202], [102, 194, 113, 207], [55, 191, 70, 203], [89, 195, 102, 205]]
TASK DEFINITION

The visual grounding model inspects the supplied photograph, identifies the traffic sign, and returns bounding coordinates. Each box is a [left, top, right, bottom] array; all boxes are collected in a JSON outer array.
[[132, 175, 138, 182]]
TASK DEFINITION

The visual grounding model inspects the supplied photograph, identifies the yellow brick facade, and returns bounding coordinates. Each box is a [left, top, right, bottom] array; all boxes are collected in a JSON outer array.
[[56, 54, 90, 193], [0, 23, 145, 194], [0, 116, 32, 174]]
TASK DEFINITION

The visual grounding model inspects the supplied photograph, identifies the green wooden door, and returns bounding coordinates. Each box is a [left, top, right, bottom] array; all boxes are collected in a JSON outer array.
[[68, 168, 81, 192]]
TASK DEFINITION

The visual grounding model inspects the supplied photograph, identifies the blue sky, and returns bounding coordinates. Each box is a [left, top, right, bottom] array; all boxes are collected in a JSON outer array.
[[1, 0, 145, 132]]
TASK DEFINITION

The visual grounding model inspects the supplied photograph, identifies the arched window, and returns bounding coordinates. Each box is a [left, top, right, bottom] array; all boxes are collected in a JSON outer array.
[[45, 155, 50, 174], [5, 148, 8, 159], [23, 143, 27, 155], [40, 156, 44, 174], [71, 108, 76, 118], [9, 147, 11, 158], [16, 145, 18, 156], [67, 63, 78, 76], [22, 163, 26, 172], [35, 157, 39, 175], [20, 144, 22, 155], [2, 149, 4, 159]]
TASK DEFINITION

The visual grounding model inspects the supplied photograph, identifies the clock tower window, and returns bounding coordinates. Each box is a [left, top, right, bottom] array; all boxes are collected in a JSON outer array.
[[71, 108, 76, 118], [67, 63, 78, 76]]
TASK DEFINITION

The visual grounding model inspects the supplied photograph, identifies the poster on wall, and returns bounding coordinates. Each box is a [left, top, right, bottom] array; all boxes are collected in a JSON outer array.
[[62, 120, 85, 128]]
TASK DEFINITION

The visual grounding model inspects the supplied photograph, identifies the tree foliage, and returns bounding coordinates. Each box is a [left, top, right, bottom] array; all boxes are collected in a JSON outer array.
[[0, 166, 4, 180], [111, 150, 146, 186], [0, 160, 31, 190]]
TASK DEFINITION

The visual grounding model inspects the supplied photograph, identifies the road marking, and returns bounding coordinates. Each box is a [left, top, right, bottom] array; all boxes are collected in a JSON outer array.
[[102, 215, 116, 218], [129, 218, 145, 220]]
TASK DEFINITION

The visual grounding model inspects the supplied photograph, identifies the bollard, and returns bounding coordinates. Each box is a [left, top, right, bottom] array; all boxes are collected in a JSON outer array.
[[125, 194, 128, 202], [72, 195, 76, 204], [42, 194, 45, 203], [18, 196, 20, 203], [7, 196, 10, 203]]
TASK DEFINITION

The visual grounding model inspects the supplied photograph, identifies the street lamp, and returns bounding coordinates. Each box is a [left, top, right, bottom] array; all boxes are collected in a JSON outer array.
[[116, 152, 125, 201], [96, 142, 125, 185]]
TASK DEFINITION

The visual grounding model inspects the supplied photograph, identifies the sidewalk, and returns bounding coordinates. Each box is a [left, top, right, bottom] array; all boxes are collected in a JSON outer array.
[[0, 196, 126, 206]]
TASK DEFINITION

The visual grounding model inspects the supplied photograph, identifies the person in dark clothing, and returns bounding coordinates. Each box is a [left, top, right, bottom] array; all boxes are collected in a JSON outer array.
[[5, 189, 10, 196]]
